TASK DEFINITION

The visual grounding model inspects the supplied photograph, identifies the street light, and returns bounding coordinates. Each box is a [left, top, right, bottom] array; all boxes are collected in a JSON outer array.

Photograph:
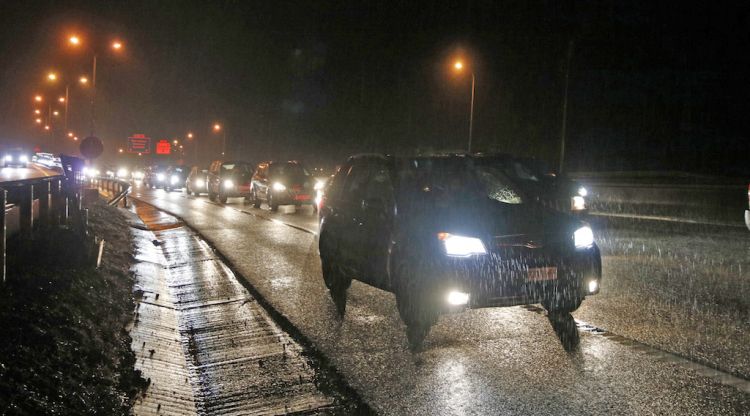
[[452, 59, 476, 153], [34, 109, 41, 115], [47, 72, 57, 81], [34, 95, 43, 102], [67, 34, 124, 136], [79, 76, 88, 84], [35, 118, 42, 124], [187, 132, 193, 138], [58, 97, 65, 103], [212, 123, 226, 156]]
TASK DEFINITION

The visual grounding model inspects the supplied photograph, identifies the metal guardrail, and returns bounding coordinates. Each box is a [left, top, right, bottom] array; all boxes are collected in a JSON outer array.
[[89, 176, 131, 207], [0, 172, 75, 283]]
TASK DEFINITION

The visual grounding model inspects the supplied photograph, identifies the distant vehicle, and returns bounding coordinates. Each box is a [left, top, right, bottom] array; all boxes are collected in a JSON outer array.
[[3, 148, 30, 168], [186, 166, 209, 196], [745, 183, 750, 230], [32, 152, 62, 170], [165, 166, 187, 191], [250, 160, 316, 211], [318, 154, 602, 348], [207, 160, 254, 203], [143, 165, 170, 189]]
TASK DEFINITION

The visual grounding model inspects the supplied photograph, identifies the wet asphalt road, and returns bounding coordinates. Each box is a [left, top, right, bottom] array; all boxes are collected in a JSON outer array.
[[130, 186, 750, 415]]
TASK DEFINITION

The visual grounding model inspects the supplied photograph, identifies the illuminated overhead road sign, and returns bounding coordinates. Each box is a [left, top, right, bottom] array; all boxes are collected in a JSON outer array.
[[155, 139, 171, 155], [128, 134, 151, 154]]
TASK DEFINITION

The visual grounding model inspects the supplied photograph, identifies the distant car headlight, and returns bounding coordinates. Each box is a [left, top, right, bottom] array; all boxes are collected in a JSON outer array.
[[106, 170, 114, 177], [272, 182, 286, 191], [438, 233, 487, 257], [574, 226, 594, 249], [19, 155, 29, 163], [571, 196, 586, 211], [170, 175, 179, 184], [157, 173, 165, 181], [117, 168, 128, 178], [4, 155, 12, 162], [224, 179, 234, 189], [314, 180, 325, 191], [578, 186, 588, 197], [195, 178, 205, 188], [133, 171, 144, 179]]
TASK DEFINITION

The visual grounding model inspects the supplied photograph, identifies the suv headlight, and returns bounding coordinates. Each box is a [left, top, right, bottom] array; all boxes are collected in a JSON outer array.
[[4, 155, 12, 162], [195, 178, 204, 187], [170, 175, 179, 184], [157, 173, 165, 181], [19, 155, 29, 163], [117, 168, 128, 178], [438, 233, 487, 257], [571, 196, 586, 211], [272, 182, 286, 191], [224, 179, 234, 189], [574, 226, 594, 249]]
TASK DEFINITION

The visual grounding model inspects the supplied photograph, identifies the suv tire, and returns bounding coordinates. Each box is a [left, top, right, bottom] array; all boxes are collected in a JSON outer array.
[[393, 256, 440, 351]]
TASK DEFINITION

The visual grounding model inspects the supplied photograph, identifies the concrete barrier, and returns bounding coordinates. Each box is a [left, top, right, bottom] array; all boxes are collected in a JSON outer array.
[[571, 172, 747, 227]]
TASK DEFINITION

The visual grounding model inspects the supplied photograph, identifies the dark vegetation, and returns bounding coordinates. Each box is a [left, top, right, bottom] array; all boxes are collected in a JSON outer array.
[[0, 200, 146, 414]]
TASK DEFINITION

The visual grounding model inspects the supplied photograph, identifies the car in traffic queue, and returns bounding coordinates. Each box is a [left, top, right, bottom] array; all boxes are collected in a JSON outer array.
[[143, 165, 170, 189], [317, 154, 602, 348], [164, 166, 188, 191], [186, 166, 210, 196], [3, 148, 31, 168], [207, 160, 254, 204], [250, 160, 316, 211]]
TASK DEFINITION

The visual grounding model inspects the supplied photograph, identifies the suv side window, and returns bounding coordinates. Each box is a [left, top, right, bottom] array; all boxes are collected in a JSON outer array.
[[326, 163, 350, 202], [342, 162, 370, 203], [365, 160, 393, 202]]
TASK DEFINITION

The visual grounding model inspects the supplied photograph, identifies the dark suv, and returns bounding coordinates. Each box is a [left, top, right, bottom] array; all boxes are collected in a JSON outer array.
[[251, 161, 315, 211], [207, 160, 254, 204], [318, 154, 602, 348]]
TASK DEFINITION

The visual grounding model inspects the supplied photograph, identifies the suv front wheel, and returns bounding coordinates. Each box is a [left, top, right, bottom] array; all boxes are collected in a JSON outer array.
[[393, 256, 441, 351], [321, 256, 351, 316]]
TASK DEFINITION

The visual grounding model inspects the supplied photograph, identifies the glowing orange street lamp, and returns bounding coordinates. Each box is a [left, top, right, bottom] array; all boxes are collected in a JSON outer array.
[[69, 35, 80, 45], [44, 125, 50, 130], [34, 95, 43, 102], [187, 132, 193, 138], [118, 148, 124, 153], [112, 41, 123, 50], [173, 139, 179, 145], [79, 76, 88, 84], [47, 72, 57, 81], [53, 110, 60, 116], [73, 136, 79, 141], [58, 97, 65, 103], [34, 109, 41, 115], [68, 132, 74, 137], [35, 118, 42, 124]]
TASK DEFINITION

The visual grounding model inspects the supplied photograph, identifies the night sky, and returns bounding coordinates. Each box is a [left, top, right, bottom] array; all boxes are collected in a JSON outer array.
[[1, 1, 748, 175]]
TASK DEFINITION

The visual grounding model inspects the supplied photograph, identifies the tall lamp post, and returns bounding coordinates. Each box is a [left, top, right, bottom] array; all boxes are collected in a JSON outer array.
[[213, 123, 226, 157], [452, 60, 476, 153], [67, 35, 124, 137]]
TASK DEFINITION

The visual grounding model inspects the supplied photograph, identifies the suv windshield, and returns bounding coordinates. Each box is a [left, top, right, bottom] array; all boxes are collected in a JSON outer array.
[[400, 157, 524, 205]]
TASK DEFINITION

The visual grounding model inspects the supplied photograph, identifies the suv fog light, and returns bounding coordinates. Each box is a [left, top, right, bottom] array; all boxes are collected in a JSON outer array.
[[588, 280, 598, 293], [447, 291, 470, 306], [195, 179, 205, 187], [224, 179, 234, 189]]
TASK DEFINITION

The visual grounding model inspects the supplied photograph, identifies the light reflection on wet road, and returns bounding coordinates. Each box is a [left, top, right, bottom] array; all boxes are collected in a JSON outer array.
[[131, 186, 750, 414]]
